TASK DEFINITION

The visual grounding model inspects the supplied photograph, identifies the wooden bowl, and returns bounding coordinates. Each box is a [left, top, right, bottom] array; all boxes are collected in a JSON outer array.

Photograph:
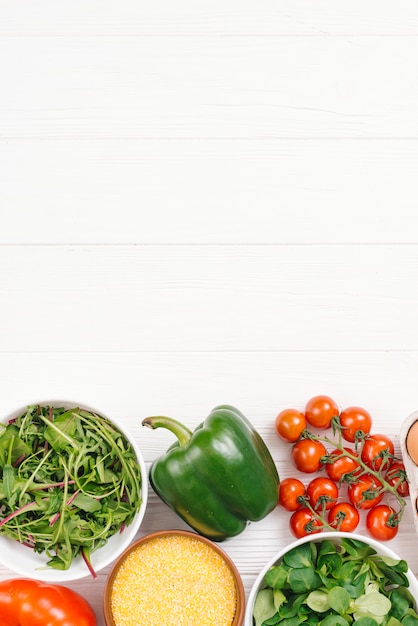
[[103, 529, 245, 626]]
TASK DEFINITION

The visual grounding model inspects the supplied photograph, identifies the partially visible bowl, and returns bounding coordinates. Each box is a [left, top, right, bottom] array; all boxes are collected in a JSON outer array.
[[103, 529, 245, 626], [0, 400, 148, 582], [244, 531, 418, 626]]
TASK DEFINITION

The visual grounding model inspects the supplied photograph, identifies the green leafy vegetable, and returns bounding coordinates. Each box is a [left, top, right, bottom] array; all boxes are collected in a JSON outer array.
[[253, 537, 417, 626], [0, 405, 142, 576]]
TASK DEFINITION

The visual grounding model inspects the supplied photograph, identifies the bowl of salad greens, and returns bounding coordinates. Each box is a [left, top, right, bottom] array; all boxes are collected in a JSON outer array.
[[245, 531, 418, 626], [0, 401, 148, 581]]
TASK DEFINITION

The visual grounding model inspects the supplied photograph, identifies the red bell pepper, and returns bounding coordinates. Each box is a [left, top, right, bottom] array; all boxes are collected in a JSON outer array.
[[0, 578, 96, 626]]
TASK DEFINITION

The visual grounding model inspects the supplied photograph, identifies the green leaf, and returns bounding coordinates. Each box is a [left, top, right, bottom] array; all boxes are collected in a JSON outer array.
[[354, 618, 379, 626], [328, 586, 351, 615], [353, 590, 391, 619], [341, 537, 376, 560], [274, 588, 287, 612], [279, 593, 307, 618], [0, 429, 30, 467], [2, 464, 15, 500], [379, 556, 407, 572], [43, 410, 79, 451], [306, 590, 330, 613], [389, 588, 412, 619], [253, 588, 277, 626], [72, 492, 102, 513], [279, 618, 303, 626], [283, 542, 316, 569], [288, 567, 322, 593], [265, 565, 289, 590], [320, 615, 350, 626]]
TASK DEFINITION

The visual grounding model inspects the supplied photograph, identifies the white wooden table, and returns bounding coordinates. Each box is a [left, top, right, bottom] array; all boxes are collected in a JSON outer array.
[[1, 2, 418, 623]]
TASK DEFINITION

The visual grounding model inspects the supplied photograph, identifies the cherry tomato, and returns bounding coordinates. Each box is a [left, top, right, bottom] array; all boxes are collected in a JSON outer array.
[[278, 477, 306, 511], [275, 408, 307, 443], [325, 447, 361, 483], [289, 507, 323, 538], [328, 502, 360, 532], [385, 461, 410, 497], [306, 477, 338, 511], [339, 406, 372, 442], [348, 474, 383, 510], [366, 504, 399, 541], [361, 433, 395, 471], [291, 438, 327, 473], [305, 394, 339, 429]]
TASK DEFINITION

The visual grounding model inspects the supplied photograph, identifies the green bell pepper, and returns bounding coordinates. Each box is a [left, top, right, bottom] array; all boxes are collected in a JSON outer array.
[[142, 404, 280, 541]]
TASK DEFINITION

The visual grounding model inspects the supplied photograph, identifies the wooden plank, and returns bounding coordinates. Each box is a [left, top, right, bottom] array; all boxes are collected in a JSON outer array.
[[1, 139, 417, 244], [1, 0, 418, 36], [0, 349, 416, 458], [1, 36, 418, 139], [1, 244, 418, 352]]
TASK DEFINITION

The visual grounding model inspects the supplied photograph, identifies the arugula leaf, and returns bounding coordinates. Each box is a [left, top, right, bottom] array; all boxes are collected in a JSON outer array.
[[0, 405, 142, 575]]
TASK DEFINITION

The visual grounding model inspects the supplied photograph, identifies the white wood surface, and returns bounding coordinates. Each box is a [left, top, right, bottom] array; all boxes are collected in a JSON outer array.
[[1, 2, 418, 623]]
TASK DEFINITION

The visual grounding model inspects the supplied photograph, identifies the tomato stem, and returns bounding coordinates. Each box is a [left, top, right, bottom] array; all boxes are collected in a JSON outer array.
[[302, 420, 407, 523]]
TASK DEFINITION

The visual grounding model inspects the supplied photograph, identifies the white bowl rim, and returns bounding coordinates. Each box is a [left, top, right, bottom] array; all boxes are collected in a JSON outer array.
[[244, 531, 418, 626], [0, 399, 148, 582]]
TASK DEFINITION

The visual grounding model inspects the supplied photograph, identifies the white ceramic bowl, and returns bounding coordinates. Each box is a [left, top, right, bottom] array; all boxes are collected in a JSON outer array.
[[0, 400, 148, 582], [244, 531, 418, 626]]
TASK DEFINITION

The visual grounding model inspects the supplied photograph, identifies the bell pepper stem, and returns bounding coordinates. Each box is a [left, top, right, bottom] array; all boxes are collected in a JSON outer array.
[[142, 415, 193, 447]]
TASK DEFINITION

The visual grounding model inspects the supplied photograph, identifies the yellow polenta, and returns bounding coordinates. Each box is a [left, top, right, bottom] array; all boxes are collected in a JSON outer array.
[[110, 534, 237, 625]]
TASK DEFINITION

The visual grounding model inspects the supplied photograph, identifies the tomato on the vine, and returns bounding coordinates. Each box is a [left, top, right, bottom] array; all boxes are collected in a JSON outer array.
[[275, 408, 307, 443], [289, 507, 322, 538], [339, 406, 372, 442], [305, 394, 339, 429], [385, 461, 410, 497], [325, 447, 361, 483], [328, 502, 360, 532], [278, 477, 306, 511], [348, 474, 383, 510], [366, 504, 399, 541], [361, 433, 395, 471], [306, 477, 338, 511], [291, 438, 327, 473]]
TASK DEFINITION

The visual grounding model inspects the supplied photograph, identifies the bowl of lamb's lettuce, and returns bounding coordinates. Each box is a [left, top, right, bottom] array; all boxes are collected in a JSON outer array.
[[0, 401, 147, 581], [245, 531, 418, 626]]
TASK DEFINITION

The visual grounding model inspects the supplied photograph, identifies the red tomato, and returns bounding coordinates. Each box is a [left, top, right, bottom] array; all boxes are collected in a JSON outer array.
[[339, 406, 372, 443], [0, 578, 96, 626], [328, 502, 360, 532], [289, 507, 323, 538], [348, 474, 383, 510], [306, 477, 338, 511], [275, 408, 307, 443], [325, 447, 361, 483], [385, 461, 410, 497], [291, 438, 327, 473], [366, 504, 399, 541], [305, 395, 339, 429], [278, 477, 306, 511], [361, 433, 395, 471]]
